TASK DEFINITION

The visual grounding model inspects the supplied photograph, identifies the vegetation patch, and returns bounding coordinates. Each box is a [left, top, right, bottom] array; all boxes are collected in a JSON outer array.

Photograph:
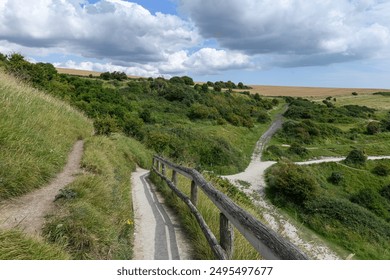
[[0, 71, 93, 200], [0, 230, 70, 260], [265, 159, 390, 259], [43, 134, 153, 259]]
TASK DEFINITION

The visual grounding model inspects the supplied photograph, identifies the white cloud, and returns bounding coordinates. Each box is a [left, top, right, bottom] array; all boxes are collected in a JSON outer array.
[[183, 48, 251, 74], [0, 0, 199, 62], [178, 0, 390, 66], [55, 47, 251, 76]]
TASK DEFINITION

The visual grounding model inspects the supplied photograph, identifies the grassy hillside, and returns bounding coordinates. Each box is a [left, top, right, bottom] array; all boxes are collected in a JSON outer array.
[[264, 96, 390, 161], [0, 71, 93, 200], [1, 53, 282, 174], [266, 160, 390, 259], [0, 69, 153, 259], [44, 134, 153, 259]]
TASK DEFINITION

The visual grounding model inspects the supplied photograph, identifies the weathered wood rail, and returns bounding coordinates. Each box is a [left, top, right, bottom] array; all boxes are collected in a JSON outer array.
[[151, 155, 308, 260]]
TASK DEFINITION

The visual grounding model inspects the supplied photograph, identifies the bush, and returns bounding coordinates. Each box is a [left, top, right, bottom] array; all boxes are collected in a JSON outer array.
[[266, 162, 319, 206], [139, 108, 152, 123], [372, 164, 390, 176], [328, 172, 344, 185], [367, 121, 381, 135], [288, 143, 308, 156], [380, 185, 390, 201], [345, 149, 367, 166], [266, 145, 284, 158], [94, 116, 119, 136], [350, 188, 389, 220]]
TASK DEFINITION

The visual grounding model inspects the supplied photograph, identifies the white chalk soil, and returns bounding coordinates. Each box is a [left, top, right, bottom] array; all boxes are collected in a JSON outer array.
[[131, 167, 192, 260], [0, 140, 83, 237]]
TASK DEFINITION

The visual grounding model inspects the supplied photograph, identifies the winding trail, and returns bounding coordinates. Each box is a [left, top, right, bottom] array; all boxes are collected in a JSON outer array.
[[223, 112, 340, 259], [0, 140, 83, 237], [131, 167, 192, 260], [224, 111, 390, 259]]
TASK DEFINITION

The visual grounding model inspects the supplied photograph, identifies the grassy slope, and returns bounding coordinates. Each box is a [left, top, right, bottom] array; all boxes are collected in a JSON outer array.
[[0, 71, 153, 259], [0, 72, 93, 199], [297, 161, 390, 259], [264, 94, 390, 259], [44, 134, 153, 259]]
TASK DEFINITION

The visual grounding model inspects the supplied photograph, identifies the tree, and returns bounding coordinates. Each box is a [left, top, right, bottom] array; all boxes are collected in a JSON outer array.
[[181, 76, 194, 86], [201, 83, 209, 93], [213, 84, 222, 92]]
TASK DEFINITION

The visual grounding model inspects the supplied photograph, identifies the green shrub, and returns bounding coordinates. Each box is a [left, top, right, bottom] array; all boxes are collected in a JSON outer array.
[[328, 172, 344, 185], [266, 161, 319, 205], [345, 149, 367, 166], [94, 116, 119, 135], [372, 164, 390, 176], [367, 121, 381, 135], [288, 143, 308, 156], [303, 196, 390, 259], [380, 185, 390, 201], [266, 145, 284, 158], [350, 188, 389, 220]]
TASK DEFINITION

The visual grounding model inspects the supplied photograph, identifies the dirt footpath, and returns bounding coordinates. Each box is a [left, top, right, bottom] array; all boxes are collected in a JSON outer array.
[[0, 140, 83, 237]]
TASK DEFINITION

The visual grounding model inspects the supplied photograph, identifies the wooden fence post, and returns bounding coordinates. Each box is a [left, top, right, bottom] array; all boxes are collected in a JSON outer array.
[[171, 170, 177, 186], [162, 163, 166, 176], [190, 180, 198, 206], [220, 213, 234, 259], [157, 160, 161, 173]]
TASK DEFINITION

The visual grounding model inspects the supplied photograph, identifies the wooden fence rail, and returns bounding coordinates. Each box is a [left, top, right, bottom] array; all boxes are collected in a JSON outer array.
[[151, 155, 308, 260]]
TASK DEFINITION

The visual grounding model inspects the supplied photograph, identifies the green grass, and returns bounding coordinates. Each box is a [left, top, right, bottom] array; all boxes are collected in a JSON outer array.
[[0, 230, 70, 260], [331, 94, 390, 110], [266, 160, 390, 259], [0, 71, 93, 200], [43, 134, 153, 259]]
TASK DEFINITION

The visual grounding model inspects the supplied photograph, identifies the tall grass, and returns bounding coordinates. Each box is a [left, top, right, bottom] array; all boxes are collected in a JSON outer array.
[[0, 230, 70, 260], [0, 71, 93, 200], [43, 134, 153, 259]]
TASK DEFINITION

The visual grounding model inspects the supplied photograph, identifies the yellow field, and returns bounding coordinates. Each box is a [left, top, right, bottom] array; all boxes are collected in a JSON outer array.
[[239, 85, 390, 97]]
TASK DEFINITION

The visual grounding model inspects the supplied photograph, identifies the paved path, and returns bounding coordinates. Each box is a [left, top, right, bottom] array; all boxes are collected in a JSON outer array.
[[131, 167, 192, 260]]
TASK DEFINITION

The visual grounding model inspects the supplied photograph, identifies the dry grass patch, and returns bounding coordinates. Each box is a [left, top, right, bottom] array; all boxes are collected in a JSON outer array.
[[237, 85, 390, 97]]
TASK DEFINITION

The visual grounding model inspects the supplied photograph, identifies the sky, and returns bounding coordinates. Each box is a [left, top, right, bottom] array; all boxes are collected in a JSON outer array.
[[0, 0, 390, 88]]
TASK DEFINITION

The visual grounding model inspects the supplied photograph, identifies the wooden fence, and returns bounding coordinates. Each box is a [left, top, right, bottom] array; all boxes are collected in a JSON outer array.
[[151, 155, 308, 260]]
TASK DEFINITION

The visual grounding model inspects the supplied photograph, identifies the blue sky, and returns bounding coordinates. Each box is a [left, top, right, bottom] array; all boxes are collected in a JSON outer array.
[[1, 0, 389, 88]]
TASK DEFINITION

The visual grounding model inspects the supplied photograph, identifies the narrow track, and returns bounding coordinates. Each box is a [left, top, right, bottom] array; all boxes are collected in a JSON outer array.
[[131, 167, 192, 260], [0, 140, 83, 237]]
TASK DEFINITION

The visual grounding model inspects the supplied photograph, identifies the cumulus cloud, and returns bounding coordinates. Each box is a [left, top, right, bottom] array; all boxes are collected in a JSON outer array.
[[0, 0, 199, 63], [178, 0, 390, 66], [55, 47, 251, 76]]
